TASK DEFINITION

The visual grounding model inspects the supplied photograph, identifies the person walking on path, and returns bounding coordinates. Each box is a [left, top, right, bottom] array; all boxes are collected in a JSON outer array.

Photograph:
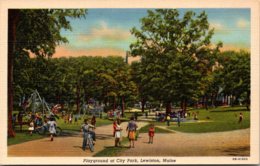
[[126, 117, 138, 148], [47, 116, 57, 141], [148, 123, 155, 144], [81, 119, 96, 151], [114, 119, 122, 147]]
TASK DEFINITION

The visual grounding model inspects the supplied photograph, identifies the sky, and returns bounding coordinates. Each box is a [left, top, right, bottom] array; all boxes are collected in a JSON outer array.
[[53, 8, 250, 61]]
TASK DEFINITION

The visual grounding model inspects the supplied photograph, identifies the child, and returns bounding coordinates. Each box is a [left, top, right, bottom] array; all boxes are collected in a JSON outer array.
[[28, 120, 34, 136], [115, 119, 122, 147], [148, 123, 155, 144], [47, 116, 57, 141], [238, 112, 243, 123]]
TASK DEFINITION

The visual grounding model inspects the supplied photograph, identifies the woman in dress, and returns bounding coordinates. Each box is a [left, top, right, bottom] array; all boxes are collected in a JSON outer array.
[[126, 117, 138, 148]]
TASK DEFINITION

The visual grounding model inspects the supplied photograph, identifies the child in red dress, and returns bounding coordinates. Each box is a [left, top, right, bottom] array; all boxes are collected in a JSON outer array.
[[148, 123, 155, 144]]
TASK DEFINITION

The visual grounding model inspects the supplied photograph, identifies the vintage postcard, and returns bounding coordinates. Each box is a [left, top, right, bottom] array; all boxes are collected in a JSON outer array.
[[0, 0, 259, 165]]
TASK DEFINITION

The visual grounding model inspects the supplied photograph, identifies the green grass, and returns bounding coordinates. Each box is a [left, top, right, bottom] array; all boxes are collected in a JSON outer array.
[[8, 131, 45, 146], [94, 137, 129, 157], [95, 123, 173, 157], [56, 116, 113, 131], [167, 106, 250, 133], [8, 115, 113, 145]]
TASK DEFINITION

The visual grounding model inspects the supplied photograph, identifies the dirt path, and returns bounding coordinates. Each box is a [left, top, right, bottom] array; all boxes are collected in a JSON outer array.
[[8, 121, 250, 157], [8, 121, 148, 157], [119, 127, 250, 156]]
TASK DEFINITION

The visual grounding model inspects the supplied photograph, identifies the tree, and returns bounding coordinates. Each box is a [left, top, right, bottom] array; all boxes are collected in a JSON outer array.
[[130, 9, 221, 114], [130, 61, 151, 112], [217, 50, 250, 108], [8, 9, 87, 137]]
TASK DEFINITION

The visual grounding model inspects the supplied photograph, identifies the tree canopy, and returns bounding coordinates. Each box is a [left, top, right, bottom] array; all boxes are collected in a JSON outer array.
[[8, 9, 87, 137], [130, 9, 222, 113]]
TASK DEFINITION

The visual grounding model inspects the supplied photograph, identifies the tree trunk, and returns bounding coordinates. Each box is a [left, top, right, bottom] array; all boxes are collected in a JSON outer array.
[[182, 99, 187, 118], [76, 83, 80, 114], [113, 96, 116, 112], [121, 96, 125, 117], [230, 95, 234, 107], [246, 91, 250, 110], [8, 10, 19, 137], [141, 98, 146, 113], [184, 99, 187, 111], [211, 93, 214, 106], [214, 93, 218, 107], [225, 95, 228, 105], [165, 102, 171, 115], [205, 95, 208, 110]]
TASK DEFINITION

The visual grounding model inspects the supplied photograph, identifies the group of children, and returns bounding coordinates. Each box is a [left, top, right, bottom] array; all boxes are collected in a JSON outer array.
[[112, 117, 155, 148]]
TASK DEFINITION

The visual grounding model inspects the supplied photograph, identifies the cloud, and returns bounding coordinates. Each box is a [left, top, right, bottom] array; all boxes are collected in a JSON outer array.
[[209, 22, 229, 34], [237, 19, 250, 28], [78, 21, 131, 42]]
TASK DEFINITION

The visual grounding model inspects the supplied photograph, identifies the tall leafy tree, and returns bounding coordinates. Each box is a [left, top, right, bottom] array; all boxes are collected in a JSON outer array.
[[217, 51, 250, 108], [130, 9, 221, 114], [8, 9, 87, 137]]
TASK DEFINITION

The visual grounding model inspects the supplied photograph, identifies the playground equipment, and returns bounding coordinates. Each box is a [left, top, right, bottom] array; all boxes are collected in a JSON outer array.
[[82, 99, 104, 118], [35, 124, 62, 136], [25, 89, 52, 115], [88, 105, 104, 118]]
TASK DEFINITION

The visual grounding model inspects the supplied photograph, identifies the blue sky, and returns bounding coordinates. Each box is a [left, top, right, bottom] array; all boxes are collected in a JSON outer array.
[[55, 8, 250, 58]]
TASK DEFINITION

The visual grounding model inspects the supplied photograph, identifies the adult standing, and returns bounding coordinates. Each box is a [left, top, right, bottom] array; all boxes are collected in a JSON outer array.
[[47, 116, 57, 141], [126, 117, 138, 148], [81, 119, 96, 151]]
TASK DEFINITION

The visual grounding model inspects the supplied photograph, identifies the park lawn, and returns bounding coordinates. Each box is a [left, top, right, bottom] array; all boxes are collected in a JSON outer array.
[[95, 123, 173, 157], [8, 131, 45, 146], [57, 116, 113, 131], [94, 137, 129, 157], [168, 106, 250, 133]]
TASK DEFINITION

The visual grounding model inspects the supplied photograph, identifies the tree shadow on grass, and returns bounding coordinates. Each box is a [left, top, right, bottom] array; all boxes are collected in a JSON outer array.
[[94, 145, 130, 157], [210, 109, 248, 113], [96, 134, 113, 140]]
